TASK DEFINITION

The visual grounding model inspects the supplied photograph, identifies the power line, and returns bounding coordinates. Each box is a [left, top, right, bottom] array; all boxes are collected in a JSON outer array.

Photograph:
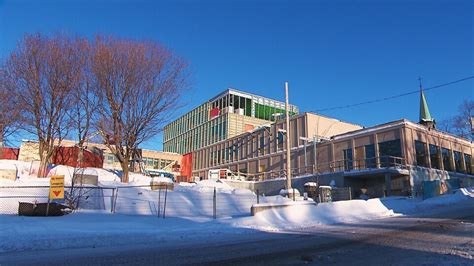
[[311, 75, 474, 113]]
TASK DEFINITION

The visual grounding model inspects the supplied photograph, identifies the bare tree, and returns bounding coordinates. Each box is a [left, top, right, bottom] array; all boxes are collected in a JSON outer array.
[[0, 73, 23, 146], [68, 39, 99, 165], [3, 34, 83, 177], [92, 36, 188, 183], [439, 100, 473, 140]]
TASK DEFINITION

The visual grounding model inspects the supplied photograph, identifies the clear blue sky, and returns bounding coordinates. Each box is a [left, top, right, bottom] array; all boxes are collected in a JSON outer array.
[[1, 0, 472, 150]]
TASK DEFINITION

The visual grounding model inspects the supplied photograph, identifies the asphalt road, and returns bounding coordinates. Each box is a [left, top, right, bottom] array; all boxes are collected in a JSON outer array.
[[1, 200, 473, 266]]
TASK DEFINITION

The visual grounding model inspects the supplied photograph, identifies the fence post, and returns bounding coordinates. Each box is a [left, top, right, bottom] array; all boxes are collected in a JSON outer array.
[[257, 189, 259, 204], [111, 188, 115, 213], [46, 199, 50, 216], [113, 187, 119, 213], [163, 184, 168, 219], [292, 188, 295, 201], [213, 187, 216, 219], [158, 186, 162, 217]]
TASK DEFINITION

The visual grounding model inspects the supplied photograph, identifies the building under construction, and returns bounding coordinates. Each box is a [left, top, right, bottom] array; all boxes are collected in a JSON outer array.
[[163, 88, 299, 155]]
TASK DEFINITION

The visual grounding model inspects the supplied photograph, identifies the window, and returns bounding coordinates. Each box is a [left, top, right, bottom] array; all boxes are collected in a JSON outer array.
[[365, 144, 376, 168], [464, 154, 472, 175], [378, 139, 402, 167], [106, 154, 114, 164], [260, 135, 265, 152], [441, 148, 452, 171], [429, 144, 441, 169], [415, 141, 428, 167], [453, 151, 464, 173], [277, 131, 284, 149], [343, 148, 353, 171]]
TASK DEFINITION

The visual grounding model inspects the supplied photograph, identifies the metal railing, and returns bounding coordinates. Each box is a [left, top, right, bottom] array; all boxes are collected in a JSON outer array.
[[226, 156, 406, 182]]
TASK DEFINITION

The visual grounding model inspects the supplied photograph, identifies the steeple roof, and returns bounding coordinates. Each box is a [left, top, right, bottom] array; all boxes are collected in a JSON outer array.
[[419, 88, 433, 123]]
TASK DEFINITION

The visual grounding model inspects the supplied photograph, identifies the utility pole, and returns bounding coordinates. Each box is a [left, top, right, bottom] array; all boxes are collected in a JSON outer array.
[[285, 82, 292, 190]]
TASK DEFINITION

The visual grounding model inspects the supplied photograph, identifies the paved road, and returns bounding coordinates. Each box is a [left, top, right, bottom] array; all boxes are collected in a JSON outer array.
[[1, 200, 473, 265]]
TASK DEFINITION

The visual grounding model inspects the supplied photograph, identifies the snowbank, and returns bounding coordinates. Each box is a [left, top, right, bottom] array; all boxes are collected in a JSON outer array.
[[233, 198, 396, 231]]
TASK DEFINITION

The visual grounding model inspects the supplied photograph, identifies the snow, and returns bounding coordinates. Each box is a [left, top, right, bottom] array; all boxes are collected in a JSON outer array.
[[233, 198, 397, 231], [1, 159, 474, 254]]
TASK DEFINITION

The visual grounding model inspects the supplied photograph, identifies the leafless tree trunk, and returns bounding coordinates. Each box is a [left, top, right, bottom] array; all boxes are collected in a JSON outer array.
[[92, 36, 188, 183], [439, 100, 473, 140], [0, 70, 23, 146], [67, 39, 99, 168], [2, 34, 82, 177]]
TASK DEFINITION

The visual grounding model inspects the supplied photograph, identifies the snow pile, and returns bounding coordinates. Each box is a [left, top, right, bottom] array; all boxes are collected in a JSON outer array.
[[233, 198, 396, 231], [175, 179, 234, 194]]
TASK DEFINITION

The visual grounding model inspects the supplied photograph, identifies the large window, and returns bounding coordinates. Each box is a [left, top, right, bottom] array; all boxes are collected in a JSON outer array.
[[429, 144, 441, 169], [378, 139, 402, 167], [464, 154, 472, 175], [365, 144, 376, 168], [453, 151, 464, 173], [442, 148, 453, 172], [415, 140, 428, 167], [343, 148, 353, 171]]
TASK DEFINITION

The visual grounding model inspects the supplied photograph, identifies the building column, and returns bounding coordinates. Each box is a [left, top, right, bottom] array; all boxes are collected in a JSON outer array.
[[374, 133, 380, 168], [385, 173, 392, 197]]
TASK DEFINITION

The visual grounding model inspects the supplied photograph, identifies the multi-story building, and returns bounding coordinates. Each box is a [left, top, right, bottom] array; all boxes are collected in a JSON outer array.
[[188, 89, 474, 197], [163, 88, 299, 155], [191, 112, 363, 178]]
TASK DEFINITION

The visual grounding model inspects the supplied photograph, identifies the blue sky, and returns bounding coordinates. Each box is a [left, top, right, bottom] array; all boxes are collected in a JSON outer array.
[[1, 0, 472, 150]]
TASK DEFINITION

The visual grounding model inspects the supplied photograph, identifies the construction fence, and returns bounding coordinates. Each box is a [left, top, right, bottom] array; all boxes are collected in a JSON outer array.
[[0, 184, 267, 218]]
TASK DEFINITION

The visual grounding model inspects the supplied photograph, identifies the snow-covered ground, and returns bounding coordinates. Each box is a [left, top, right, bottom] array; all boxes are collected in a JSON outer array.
[[1, 159, 474, 254]]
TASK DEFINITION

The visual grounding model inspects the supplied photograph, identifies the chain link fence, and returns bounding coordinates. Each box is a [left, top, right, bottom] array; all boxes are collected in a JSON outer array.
[[0, 184, 267, 218]]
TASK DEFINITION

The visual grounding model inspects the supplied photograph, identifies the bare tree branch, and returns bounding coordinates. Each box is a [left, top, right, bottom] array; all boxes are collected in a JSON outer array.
[[438, 100, 473, 140], [92, 36, 189, 182], [3, 33, 82, 176]]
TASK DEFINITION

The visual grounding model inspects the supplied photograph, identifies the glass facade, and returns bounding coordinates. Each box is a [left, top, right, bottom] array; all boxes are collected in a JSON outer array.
[[441, 147, 453, 172], [163, 89, 299, 154], [465, 154, 472, 174], [378, 139, 401, 167], [343, 148, 353, 171], [429, 144, 441, 169], [453, 151, 464, 173], [415, 140, 428, 167], [365, 144, 376, 168]]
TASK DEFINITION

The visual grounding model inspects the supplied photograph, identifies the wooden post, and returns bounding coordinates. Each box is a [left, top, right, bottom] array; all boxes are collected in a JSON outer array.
[[163, 184, 168, 219]]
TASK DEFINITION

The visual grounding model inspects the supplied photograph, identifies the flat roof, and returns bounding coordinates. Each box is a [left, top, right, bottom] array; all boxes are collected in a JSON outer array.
[[331, 119, 473, 145], [209, 88, 298, 109]]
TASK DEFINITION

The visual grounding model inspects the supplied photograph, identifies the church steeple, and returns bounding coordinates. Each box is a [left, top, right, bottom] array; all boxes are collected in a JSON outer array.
[[418, 77, 435, 129]]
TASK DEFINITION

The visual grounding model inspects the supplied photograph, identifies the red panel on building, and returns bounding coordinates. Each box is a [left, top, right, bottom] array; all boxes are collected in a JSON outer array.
[[52, 146, 104, 168], [180, 153, 193, 183], [210, 108, 220, 119], [0, 148, 20, 160]]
